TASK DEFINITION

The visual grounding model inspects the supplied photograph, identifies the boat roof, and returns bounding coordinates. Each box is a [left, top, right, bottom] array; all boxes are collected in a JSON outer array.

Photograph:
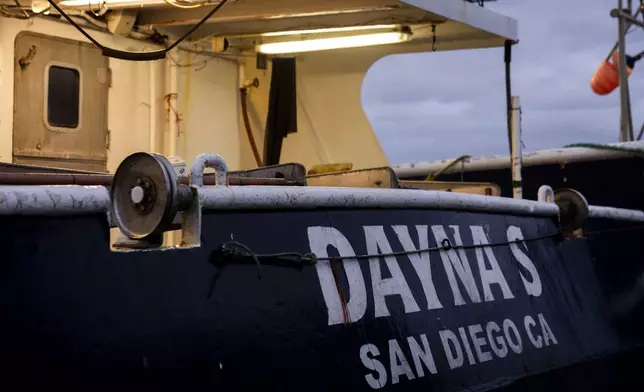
[[132, 0, 518, 53]]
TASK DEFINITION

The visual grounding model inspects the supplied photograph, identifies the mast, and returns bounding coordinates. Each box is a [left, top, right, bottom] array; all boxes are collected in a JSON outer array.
[[610, 0, 644, 141]]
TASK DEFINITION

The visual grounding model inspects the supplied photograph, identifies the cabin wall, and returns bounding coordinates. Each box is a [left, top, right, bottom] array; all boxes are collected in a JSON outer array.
[[1, 16, 391, 174], [239, 50, 389, 171], [175, 52, 241, 171], [0, 16, 241, 173]]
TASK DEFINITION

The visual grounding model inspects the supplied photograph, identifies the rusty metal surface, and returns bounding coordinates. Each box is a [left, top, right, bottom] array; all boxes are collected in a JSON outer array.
[[307, 167, 398, 188], [0, 173, 113, 186], [0, 173, 294, 187], [228, 163, 307, 184]]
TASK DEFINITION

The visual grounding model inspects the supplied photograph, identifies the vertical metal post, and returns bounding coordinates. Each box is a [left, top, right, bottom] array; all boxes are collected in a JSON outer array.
[[504, 41, 513, 155], [511, 96, 523, 199], [618, 0, 633, 141]]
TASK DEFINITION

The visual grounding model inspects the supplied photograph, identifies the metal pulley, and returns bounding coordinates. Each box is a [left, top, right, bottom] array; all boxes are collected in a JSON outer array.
[[111, 152, 194, 240], [554, 188, 589, 234]]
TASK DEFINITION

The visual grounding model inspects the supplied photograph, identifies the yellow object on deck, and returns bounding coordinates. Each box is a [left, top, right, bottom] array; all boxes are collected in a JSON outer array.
[[307, 163, 353, 175]]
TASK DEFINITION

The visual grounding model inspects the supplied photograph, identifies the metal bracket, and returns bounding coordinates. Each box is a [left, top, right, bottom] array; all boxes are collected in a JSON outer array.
[[109, 152, 228, 250]]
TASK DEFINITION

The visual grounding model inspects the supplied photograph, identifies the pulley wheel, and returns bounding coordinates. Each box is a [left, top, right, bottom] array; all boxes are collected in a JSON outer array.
[[554, 188, 589, 234], [111, 152, 179, 239]]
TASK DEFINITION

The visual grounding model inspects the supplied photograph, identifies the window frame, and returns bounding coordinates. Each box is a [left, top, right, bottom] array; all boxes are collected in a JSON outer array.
[[43, 61, 83, 133]]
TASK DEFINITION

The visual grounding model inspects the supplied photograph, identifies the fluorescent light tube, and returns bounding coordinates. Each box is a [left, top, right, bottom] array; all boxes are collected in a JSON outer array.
[[261, 24, 398, 37], [58, 0, 165, 7], [256, 31, 411, 54]]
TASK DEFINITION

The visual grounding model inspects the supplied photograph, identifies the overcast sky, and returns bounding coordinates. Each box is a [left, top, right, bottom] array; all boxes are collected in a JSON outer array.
[[362, 0, 644, 164]]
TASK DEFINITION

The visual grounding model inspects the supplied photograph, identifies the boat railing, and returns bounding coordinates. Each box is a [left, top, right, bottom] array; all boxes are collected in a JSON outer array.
[[0, 153, 642, 251]]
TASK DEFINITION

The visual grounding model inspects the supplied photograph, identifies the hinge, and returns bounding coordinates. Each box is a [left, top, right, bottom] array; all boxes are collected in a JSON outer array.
[[107, 67, 113, 87], [105, 129, 111, 150]]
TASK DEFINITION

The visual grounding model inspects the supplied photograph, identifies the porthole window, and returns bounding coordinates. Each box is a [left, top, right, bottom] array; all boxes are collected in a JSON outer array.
[[45, 64, 81, 130]]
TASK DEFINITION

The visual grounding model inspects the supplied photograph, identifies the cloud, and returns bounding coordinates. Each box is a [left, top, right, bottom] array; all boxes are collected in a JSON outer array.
[[362, 0, 644, 164]]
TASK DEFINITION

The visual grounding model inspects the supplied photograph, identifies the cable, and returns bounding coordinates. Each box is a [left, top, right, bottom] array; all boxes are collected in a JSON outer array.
[[212, 224, 644, 275], [162, 0, 202, 9], [167, 50, 211, 70], [213, 231, 562, 272], [240, 87, 264, 167], [46, 0, 229, 61]]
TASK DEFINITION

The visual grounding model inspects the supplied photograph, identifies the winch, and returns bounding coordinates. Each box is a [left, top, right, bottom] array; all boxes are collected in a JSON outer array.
[[110, 152, 227, 248]]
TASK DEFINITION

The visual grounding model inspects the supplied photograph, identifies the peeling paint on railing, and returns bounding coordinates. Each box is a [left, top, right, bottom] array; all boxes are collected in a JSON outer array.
[[197, 186, 561, 217], [588, 205, 644, 222], [0, 186, 109, 215]]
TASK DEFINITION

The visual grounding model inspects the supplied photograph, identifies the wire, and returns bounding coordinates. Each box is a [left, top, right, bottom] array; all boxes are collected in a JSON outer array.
[[212, 224, 644, 275], [46, 0, 229, 61], [214, 231, 562, 271], [162, 0, 202, 9], [167, 50, 211, 70]]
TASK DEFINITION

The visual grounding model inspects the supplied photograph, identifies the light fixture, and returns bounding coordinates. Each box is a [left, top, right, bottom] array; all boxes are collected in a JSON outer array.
[[58, 0, 232, 10], [261, 24, 399, 37], [256, 27, 411, 55], [58, 0, 166, 8]]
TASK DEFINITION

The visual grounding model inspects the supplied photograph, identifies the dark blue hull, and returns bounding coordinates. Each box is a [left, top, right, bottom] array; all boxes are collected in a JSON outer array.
[[1, 207, 641, 391]]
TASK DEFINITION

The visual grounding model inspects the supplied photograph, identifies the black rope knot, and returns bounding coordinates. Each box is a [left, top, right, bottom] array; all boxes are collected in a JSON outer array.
[[441, 238, 452, 251]]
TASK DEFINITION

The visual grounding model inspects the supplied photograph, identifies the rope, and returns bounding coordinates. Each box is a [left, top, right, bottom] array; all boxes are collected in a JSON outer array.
[[214, 225, 644, 272]]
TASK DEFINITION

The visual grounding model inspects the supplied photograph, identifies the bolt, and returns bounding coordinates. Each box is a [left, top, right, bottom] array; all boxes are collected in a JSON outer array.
[[131, 186, 145, 204]]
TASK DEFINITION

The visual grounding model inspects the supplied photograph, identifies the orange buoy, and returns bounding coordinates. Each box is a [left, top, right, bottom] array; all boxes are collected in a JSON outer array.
[[591, 51, 633, 95]]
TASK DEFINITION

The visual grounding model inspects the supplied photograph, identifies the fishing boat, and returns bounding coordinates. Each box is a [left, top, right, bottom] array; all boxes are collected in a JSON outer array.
[[1, 0, 644, 391]]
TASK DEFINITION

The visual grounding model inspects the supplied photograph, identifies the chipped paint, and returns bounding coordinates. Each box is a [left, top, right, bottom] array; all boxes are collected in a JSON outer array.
[[588, 205, 644, 222], [0, 186, 109, 215], [197, 186, 561, 217], [190, 153, 228, 187], [0, 182, 642, 225]]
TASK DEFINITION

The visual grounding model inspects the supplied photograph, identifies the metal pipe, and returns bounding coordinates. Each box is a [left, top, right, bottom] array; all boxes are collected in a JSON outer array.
[[537, 185, 554, 203], [510, 96, 522, 199], [588, 205, 644, 222], [1, 183, 643, 226], [166, 51, 178, 158], [613, 8, 644, 29], [0, 173, 112, 186], [607, 2, 643, 61], [149, 61, 158, 153], [190, 154, 228, 187], [0, 186, 109, 215], [617, 1, 633, 141], [504, 40, 513, 156], [0, 172, 292, 186], [197, 186, 560, 217]]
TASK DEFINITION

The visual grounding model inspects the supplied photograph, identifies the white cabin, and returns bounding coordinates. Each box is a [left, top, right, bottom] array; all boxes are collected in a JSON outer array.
[[0, 0, 517, 174]]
